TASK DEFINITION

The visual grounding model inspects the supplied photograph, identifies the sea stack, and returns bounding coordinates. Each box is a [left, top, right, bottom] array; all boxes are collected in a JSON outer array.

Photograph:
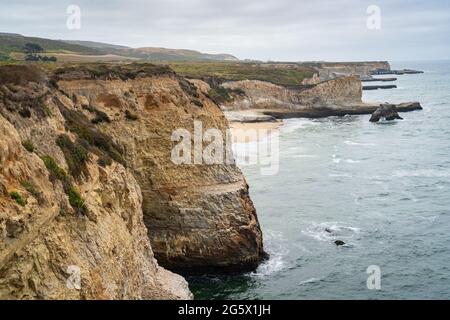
[[369, 104, 404, 122]]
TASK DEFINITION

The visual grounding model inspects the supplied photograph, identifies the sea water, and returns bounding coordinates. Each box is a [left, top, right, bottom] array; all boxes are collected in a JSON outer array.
[[189, 60, 450, 299]]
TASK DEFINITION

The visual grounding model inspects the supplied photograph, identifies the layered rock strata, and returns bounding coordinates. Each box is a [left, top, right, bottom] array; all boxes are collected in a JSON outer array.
[[0, 63, 264, 299], [219, 75, 421, 119]]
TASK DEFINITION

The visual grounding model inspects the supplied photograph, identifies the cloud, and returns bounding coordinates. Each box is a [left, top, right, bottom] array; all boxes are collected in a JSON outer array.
[[0, 0, 448, 60]]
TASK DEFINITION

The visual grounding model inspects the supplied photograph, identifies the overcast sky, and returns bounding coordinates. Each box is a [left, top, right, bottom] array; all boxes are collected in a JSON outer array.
[[1, 0, 449, 61]]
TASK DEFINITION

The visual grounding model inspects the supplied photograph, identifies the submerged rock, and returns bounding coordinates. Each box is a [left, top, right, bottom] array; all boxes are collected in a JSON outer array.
[[369, 104, 404, 122]]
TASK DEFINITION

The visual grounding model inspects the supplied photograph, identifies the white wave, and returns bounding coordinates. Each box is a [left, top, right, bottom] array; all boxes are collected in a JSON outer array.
[[251, 230, 289, 277], [292, 154, 318, 158], [393, 169, 450, 178], [251, 254, 286, 277], [417, 215, 438, 222], [344, 140, 376, 146], [301, 222, 361, 243], [298, 277, 323, 286], [281, 118, 318, 134], [332, 154, 341, 164], [332, 154, 361, 164], [329, 173, 353, 178]]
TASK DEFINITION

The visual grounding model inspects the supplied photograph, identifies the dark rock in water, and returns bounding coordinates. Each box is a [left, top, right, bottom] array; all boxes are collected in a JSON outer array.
[[334, 240, 345, 246], [361, 77, 397, 82], [370, 68, 424, 75], [369, 104, 404, 122], [396, 102, 422, 112], [363, 85, 397, 90]]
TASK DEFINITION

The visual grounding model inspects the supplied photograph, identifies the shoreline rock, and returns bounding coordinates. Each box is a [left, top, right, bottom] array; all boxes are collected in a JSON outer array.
[[361, 77, 397, 82], [369, 104, 404, 122], [363, 85, 397, 90], [258, 102, 422, 119], [370, 69, 424, 75]]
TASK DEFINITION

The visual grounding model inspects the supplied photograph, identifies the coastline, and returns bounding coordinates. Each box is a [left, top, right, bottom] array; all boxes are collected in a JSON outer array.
[[229, 120, 283, 143]]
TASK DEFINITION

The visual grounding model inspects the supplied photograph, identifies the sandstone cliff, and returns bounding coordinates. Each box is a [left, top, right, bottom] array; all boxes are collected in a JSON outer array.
[[0, 63, 264, 299], [311, 61, 391, 79], [218, 74, 421, 119], [221, 75, 363, 111]]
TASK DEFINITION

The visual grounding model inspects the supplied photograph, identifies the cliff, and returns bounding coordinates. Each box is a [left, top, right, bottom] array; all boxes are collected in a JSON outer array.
[[221, 75, 363, 110], [0, 64, 264, 299], [219, 74, 421, 119], [309, 61, 391, 79]]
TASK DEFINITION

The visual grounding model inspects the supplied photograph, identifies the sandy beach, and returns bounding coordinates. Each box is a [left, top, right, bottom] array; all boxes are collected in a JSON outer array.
[[229, 120, 283, 143]]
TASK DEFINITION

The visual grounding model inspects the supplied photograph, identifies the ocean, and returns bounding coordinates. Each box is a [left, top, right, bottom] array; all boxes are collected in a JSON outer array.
[[189, 60, 450, 299]]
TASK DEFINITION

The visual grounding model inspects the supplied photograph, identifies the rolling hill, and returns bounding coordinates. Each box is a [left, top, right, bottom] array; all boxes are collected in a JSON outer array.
[[0, 33, 239, 62], [116, 47, 239, 62], [0, 33, 103, 57]]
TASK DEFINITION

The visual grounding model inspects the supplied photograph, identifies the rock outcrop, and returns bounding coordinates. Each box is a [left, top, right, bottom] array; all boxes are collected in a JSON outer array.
[[310, 61, 391, 80], [0, 65, 192, 299], [0, 63, 264, 299], [363, 85, 397, 90], [216, 74, 422, 120], [369, 104, 404, 122], [221, 75, 363, 111], [259, 102, 421, 119], [55, 65, 264, 273]]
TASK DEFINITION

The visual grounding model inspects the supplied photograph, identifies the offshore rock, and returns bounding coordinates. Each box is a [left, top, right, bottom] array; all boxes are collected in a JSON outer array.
[[369, 104, 404, 122]]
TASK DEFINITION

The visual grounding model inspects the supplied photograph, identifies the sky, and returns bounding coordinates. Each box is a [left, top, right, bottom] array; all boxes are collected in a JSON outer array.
[[0, 0, 449, 61]]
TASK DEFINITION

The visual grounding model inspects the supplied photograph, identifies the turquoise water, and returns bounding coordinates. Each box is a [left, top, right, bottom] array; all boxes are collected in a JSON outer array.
[[189, 61, 450, 299]]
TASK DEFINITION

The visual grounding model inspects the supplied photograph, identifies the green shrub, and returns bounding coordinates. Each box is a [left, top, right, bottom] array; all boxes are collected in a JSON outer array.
[[20, 180, 38, 196], [10, 191, 27, 206], [43, 105, 53, 117], [170, 62, 316, 87], [82, 105, 96, 113], [68, 187, 86, 214], [125, 110, 139, 121], [208, 86, 232, 105], [22, 140, 34, 152], [179, 79, 199, 98], [56, 134, 88, 178], [97, 156, 112, 167], [40, 155, 87, 215], [91, 110, 111, 124], [20, 180, 44, 204], [58, 106, 125, 166], [84, 106, 111, 124], [41, 155, 67, 181], [19, 108, 32, 118], [192, 98, 204, 108]]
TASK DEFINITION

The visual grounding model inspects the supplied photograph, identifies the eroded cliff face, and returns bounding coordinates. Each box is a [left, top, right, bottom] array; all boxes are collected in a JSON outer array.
[[221, 75, 362, 111], [0, 63, 264, 299], [0, 65, 191, 299], [55, 66, 264, 273], [314, 61, 391, 79]]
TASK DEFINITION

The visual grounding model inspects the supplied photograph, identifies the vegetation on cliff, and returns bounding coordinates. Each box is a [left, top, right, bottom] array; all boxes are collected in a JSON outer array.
[[169, 62, 316, 87]]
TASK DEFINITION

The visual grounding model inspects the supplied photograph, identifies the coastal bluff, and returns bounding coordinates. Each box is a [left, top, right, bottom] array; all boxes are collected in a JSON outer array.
[[170, 61, 422, 119], [0, 64, 264, 299], [216, 74, 422, 119]]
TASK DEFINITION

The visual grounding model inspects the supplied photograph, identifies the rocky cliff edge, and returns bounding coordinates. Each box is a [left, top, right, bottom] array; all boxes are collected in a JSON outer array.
[[0, 63, 264, 299]]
